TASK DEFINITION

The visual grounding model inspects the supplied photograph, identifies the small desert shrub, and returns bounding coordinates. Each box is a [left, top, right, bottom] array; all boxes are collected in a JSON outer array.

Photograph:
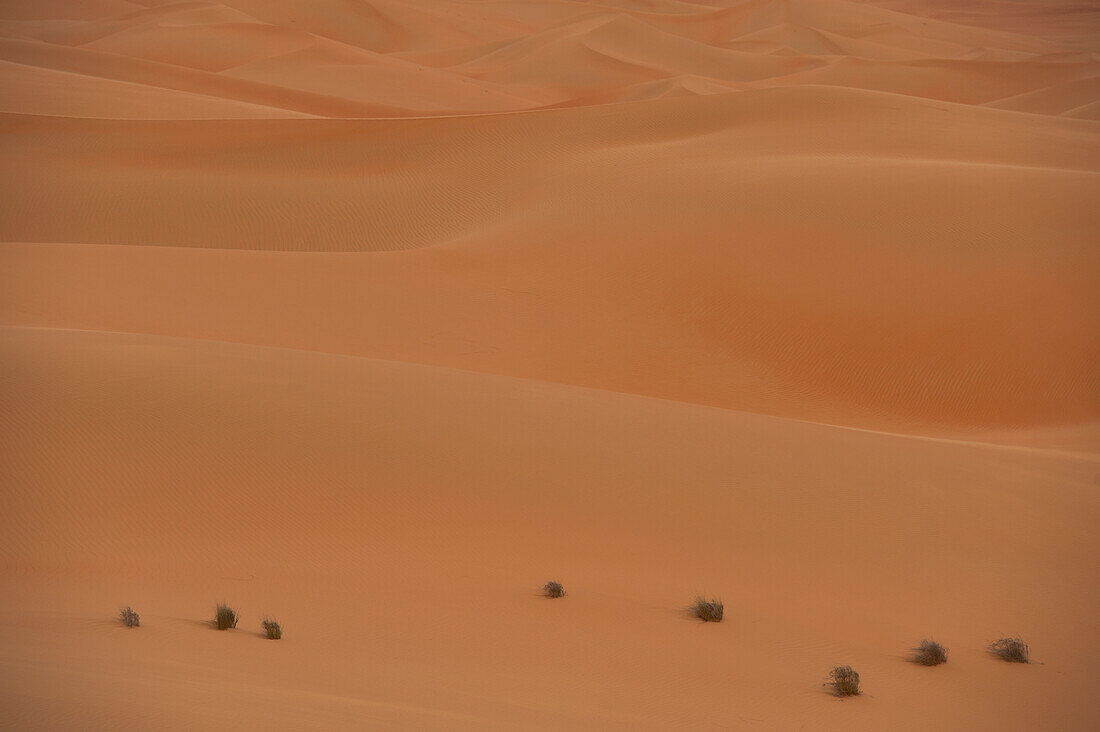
[[825, 665, 861, 697], [542, 581, 565, 598], [262, 617, 282, 640], [118, 606, 140, 628], [214, 603, 239, 631], [989, 637, 1029, 663], [691, 596, 724, 622], [912, 638, 948, 666]]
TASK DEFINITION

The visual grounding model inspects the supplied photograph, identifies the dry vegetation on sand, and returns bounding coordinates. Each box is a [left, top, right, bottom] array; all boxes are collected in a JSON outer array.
[[825, 666, 861, 697], [691, 597, 724, 622], [262, 617, 282, 640], [912, 638, 948, 666], [542, 581, 565, 598], [989, 637, 1030, 663], [214, 604, 239, 631], [118, 607, 140, 628]]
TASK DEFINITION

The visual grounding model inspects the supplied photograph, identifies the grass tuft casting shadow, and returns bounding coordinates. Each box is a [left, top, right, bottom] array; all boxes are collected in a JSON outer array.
[[691, 596, 723, 622], [825, 665, 861, 696], [989, 637, 1029, 663], [118, 606, 140, 628], [262, 617, 282, 640], [912, 638, 948, 666], [215, 603, 239, 631], [542, 581, 565, 598]]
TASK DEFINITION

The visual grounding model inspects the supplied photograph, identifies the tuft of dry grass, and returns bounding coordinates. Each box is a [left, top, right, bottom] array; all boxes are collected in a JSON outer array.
[[214, 603, 238, 631], [542, 581, 565, 598], [825, 665, 861, 696], [989, 637, 1029, 663], [912, 638, 948, 666], [118, 606, 140, 628], [691, 596, 723, 622], [262, 617, 282, 640]]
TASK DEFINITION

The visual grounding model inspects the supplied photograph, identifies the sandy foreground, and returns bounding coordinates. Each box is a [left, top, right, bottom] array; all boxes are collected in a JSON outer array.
[[1, 1, 1098, 729]]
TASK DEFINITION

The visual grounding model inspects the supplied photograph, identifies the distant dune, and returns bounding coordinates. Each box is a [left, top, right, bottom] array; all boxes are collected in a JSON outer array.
[[1, 1, 1098, 730]]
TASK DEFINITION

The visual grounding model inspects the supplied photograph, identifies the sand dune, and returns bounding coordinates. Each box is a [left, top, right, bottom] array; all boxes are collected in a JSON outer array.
[[452, 14, 823, 93], [769, 57, 1100, 104], [850, 0, 1100, 46], [0, 58, 318, 118], [4, 87, 1097, 428], [224, 41, 539, 113], [1, 1, 1098, 729], [987, 73, 1100, 117], [2, 325, 1098, 730], [0, 37, 401, 117], [4, 0, 1095, 117]]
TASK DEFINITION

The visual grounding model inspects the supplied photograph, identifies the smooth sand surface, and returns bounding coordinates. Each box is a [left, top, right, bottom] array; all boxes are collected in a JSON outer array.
[[1, 1, 1098, 729]]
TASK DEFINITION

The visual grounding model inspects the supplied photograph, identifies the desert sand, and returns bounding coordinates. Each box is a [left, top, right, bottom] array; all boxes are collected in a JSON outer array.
[[1, 1, 1098, 729]]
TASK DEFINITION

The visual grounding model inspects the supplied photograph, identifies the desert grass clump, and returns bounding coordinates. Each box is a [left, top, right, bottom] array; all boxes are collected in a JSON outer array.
[[262, 617, 282, 640], [542, 581, 565, 598], [825, 665, 861, 697], [912, 638, 948, 666], [989, 636, 1029, 663], [118, 606, 140, 628], [214, 603, 239, 631], [691, 596, 724, 622]]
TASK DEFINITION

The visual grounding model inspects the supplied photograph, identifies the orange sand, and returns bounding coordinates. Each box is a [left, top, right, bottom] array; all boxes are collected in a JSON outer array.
[[1, 1, 1098, 729]]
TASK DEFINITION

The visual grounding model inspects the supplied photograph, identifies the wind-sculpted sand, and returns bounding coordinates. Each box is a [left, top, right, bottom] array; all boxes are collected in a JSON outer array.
[[1, 1, 1098, 729]]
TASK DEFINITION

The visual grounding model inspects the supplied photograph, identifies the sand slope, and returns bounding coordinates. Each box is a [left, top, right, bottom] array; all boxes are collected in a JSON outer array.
[[3, 88, 1097, 428], [2, 326, 1098, 730], [1, 1, 1098, 730]]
